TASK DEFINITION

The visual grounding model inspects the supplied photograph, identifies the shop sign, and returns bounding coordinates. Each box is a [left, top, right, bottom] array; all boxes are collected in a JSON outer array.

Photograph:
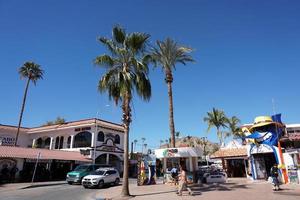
[[250, 144, 273, 154], [0, 136, 16, 146]]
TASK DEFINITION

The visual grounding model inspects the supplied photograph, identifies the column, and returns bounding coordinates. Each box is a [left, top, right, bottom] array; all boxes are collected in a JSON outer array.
[[32, 139, 36, 148], [49, 137, 54, 150], [91, 132, 95, 147], [106, 153, 110, 165], [70, 135, 74, 149], [189, 157, 194, 172]]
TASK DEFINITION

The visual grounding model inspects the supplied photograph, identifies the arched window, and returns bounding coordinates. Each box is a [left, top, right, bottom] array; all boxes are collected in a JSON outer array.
[[55, 136, 59, 149], [67, 136, 71, 148], [44, 137, 51, 149], [97, 131, 104, 142], [59, 136, 64, 149], [115, 134, 120, 144], [74, 131, 92, 148], [36, 138, 43, 148]]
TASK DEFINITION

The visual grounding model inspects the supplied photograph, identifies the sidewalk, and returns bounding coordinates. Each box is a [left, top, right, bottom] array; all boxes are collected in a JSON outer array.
[[89, 178, 300, 200], [0, 180, 66, 192]]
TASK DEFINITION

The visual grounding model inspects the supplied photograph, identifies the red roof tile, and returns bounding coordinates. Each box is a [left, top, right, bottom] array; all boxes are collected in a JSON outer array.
[[210, 147, 247, 159], [0, 146, 91, 162]]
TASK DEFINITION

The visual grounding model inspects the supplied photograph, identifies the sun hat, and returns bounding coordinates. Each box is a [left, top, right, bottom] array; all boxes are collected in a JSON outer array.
[[249, 116, 284, 131]]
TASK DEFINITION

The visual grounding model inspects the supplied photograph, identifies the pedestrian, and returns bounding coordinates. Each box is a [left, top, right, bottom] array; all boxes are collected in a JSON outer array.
[[177, 165, 193, 196], [170, 165, 178, 185], [9, 164, 18, 182], [270, 163, 280, 191]]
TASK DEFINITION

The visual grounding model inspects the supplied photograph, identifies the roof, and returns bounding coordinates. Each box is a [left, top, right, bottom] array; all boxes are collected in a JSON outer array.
[[26, 118, 123, 134], [210, 147, 247, 159], [0, 124, 29, 131], [0, 146, 91, 162]]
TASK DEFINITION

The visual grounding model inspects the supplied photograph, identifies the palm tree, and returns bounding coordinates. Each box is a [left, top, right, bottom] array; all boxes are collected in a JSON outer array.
[[95, 25, 151, 197], [152, 38, 194, 148], [15, 62, 44, 146], [133, 139, 138, 152], [203, 108, 228, 147], [141, 137, 146, 153], [143, 143, 147, 154], [227, 116, 244, 139]]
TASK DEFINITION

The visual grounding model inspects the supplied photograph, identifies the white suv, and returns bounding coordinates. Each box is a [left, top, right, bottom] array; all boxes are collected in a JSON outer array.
[[82, 168, 120, 188]]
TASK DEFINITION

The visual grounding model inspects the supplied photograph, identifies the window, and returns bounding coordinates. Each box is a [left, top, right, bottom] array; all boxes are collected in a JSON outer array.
[[55, 137, 59, 149], [59, 136, 64, 149], [97, 131, 104, 142], [67, 136, 71, 148], [115, 134, 120, 144], [44, 137, 51, 149], [74, 131, 92, 148], [36, 138, 43, 148], [106, 170, 116, 175]]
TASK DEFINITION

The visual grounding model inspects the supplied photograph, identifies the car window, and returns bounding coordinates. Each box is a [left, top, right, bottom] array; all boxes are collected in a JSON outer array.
[[87, 166, 93, 171], [106, 170, 116, 175], [91, 170, 105, 175], [74, 165, 89, 171]]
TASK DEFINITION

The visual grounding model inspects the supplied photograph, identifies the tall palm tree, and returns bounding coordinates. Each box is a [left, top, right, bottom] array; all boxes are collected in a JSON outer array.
[[15, 62, 44, 146], [133, 139, 138, 152], [152, 38, 194, 148], [95, 25, 151, 197], [203, 108, 228, 146], [227, 116, 244, 139], [159, 139, 164, 148], [141, 137, 146, 153]]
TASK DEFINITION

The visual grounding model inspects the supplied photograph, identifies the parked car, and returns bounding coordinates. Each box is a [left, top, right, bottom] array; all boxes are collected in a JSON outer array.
[[82, 168, 120, 189], [66, 164, 112, 184]]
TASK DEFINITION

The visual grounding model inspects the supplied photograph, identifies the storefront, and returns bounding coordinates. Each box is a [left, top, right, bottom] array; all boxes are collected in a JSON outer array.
[[155, 147, 202, 173], [0, 145, 91, 183]]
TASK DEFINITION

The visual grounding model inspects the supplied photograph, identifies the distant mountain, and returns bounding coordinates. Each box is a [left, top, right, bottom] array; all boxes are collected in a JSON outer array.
[[160, 136, 220, 155]]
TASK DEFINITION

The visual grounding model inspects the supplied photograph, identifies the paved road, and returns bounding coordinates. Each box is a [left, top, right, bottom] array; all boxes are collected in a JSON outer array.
[[0, 183, 105, 200]]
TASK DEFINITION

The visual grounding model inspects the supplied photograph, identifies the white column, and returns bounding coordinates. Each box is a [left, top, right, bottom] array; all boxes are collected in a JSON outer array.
[[189, 157, 194, 172], [70, 135, 74, 149], [106, 153, 110, 165], [32, 139, 36, 148], [91, 132, 95, 147], [49, 137, 54, 150], [163, 158, 167, 172]]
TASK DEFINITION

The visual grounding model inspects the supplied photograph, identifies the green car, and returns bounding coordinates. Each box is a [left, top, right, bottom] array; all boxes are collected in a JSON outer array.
[[66, 164, 111, 184]]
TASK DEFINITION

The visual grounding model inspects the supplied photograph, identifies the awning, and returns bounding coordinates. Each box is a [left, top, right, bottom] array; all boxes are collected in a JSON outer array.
[[210, 147, 247, 159], [155, 147, 202, 158], [0, 146, 91, 162]]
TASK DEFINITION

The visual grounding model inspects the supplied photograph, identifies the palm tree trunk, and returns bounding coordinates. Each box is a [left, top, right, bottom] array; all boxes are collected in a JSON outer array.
[[167, 80, 176, 148], [15, 78, 30, 146], [120, 95, 131, 197]]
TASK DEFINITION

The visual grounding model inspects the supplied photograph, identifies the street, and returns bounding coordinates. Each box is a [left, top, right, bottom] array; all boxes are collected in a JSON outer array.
[[0, 178, 300, 200]]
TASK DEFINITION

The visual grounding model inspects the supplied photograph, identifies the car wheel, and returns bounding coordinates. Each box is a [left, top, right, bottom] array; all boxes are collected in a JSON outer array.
[[114, 178, 120, 185], [98, 180, 104, 188], [83, 185, 89, 189]]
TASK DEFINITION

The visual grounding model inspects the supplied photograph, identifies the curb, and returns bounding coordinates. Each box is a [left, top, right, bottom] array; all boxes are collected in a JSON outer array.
[[21, 182, 67, 189]]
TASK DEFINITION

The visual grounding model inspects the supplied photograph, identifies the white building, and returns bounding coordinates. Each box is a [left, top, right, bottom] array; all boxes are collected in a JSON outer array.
[[0, 118, 125, 181]]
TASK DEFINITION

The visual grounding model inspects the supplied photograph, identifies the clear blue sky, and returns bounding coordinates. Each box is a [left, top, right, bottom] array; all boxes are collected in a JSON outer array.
[[1, 0, 300, 150]]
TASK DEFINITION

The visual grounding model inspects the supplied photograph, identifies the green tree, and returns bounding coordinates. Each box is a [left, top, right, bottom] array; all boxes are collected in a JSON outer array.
[[94, 25, 151, 197], [203, 108, 228, 146], [44, 116, 66, 126], [226, 116, 244, 139], [15, 62, 44, 146], [152, 38, 194, 148]]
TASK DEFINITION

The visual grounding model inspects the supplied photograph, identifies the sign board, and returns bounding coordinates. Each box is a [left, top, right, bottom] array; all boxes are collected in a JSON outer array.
[[0, 136, 16, 146]]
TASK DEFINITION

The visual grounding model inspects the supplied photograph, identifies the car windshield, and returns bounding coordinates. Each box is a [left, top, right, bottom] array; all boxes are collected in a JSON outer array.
[[90, 170, 105, 175], [74, 165, 90, 171]]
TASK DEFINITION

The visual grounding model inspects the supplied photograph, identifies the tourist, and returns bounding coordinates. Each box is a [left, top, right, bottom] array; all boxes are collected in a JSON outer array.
[[177, 165, 193, 196], [270, 164, 280, 191]]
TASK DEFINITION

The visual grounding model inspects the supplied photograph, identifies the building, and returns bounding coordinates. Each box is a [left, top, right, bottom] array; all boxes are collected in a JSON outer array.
[[0, 118, 125, 182], [210, 140, 248, 178]]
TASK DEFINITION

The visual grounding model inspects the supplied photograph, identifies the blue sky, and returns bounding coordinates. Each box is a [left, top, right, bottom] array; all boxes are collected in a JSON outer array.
[[1, 0, 300, 150]]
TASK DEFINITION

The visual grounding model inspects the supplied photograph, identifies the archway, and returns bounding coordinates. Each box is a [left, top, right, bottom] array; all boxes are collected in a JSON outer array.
[[74, 131, 92, 148]]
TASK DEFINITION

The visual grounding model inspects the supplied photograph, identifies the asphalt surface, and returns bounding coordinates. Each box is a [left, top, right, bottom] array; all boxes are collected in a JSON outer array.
[[0, 183, 105, 200]]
